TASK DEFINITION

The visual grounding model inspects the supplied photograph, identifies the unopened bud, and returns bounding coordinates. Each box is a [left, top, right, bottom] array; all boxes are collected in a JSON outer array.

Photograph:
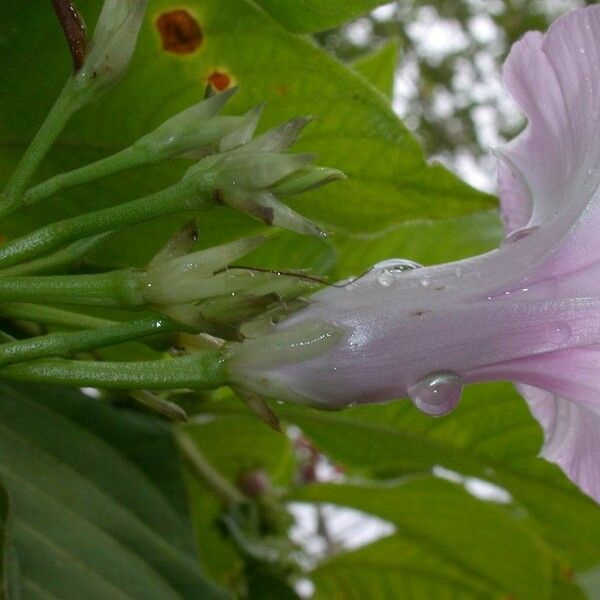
[[75, 0, 148, 97], [148, 221, 198, 268], [238, 469, 272, 497], [272, 165, 346, 198], [219, 104, 264, 152], [226, 190, 325, 237], [143, 237, 266, 305], [234, 116, 313, 154], [135, 89, 245, 160]]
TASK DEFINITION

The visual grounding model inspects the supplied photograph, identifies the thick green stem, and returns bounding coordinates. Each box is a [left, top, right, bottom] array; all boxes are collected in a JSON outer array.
[[24, 146, 148, 206], [0, 177, 208, 269], [0, 315, 178, 367], [0, 303, 114, 329], [0, 270, 143, 307], [0, 350, 228, 389], [0, 233, 112, 276], [0, 80, 80, 218]]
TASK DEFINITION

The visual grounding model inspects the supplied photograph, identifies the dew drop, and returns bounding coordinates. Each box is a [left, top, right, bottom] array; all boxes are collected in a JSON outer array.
[[407, 371, 463, 417], [500, 225, 540, 246], [373, 259, 422, 287], [374, 259, 422, 271]]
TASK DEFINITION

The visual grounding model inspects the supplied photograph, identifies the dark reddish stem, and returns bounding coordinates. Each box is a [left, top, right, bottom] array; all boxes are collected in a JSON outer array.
[[51, 0, 88, 72]]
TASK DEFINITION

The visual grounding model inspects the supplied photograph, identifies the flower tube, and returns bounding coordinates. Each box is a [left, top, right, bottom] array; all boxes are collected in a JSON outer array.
[[229, 6, 600, 502]]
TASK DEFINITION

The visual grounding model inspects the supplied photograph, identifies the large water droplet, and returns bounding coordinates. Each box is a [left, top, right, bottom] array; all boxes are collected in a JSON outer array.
[[500, 226, 539, 247], [407, 371, 463, 417], [373, 259, 422, 287]]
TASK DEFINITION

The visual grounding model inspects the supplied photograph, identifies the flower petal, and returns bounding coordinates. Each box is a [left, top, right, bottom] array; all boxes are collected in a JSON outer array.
[[519, 384, 600, 502], [497, 7, 600, 281], [499, 8, 600, 230], [469, 345, 600, 500]]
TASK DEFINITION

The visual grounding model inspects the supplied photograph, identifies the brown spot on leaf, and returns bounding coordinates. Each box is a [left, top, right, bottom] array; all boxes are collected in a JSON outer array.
[[207, 70, 232, 91], [156, 9, 202, 54]]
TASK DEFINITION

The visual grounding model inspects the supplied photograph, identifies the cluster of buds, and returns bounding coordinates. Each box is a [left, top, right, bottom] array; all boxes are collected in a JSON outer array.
[[141, 223, 319, 341], [0, 0, 346, 425], [181, 104, 343, 237]]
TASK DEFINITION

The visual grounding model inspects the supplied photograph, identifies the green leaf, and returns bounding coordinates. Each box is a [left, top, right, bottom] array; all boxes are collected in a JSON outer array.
[[250, 0, 391, 33], [0, 484, 20, 600], [277, 383, 600, 571], [353, 40, 400, 99], [295, 477, 556, 600], [312, 535, 486, 600], [331, 209, 503, 278], [0, 0, 494, 270], [0, 382, 228, 599], [311, 534, 586, 600]]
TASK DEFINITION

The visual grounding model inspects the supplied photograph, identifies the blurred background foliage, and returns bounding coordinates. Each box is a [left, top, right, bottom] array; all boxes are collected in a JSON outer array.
[[319, 0, 589, 191]]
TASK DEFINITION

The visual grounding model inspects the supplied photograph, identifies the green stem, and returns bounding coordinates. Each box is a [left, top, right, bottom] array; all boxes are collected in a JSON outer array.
[[0, 270, 143, 307], [24, 146, 148, 206], [0, 315, 178, 367], [0, 232, 112, 276], [177, 432, 247, 505], [0, 178, 207, 269], [0, 303, 114, 329], [0, 350, 228, 389], [0, 80, 80, 218]]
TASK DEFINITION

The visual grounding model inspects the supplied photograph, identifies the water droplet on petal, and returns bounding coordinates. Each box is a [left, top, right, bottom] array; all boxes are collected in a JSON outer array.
[[374, 258, 422, 271], [373, 259, 422, 287], [500, 226, 540, 246], [407, 371, 463, 416]]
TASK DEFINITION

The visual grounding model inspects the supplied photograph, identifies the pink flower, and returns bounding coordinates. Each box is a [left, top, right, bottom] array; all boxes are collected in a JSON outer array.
[[230, 6, 600, 502]]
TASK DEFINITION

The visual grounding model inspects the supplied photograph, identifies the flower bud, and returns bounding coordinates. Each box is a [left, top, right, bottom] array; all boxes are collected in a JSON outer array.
[[148, 221, 198, 268], [187, 152, 326, 237], [179, 107, 343, 237], [144, 236, 267, 304], [233, 116, 313, 154], [219, 104, 264, 152], [271, 165, 346, 197], [75, 0, 148, 97], [134, 89, 242, 160]]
